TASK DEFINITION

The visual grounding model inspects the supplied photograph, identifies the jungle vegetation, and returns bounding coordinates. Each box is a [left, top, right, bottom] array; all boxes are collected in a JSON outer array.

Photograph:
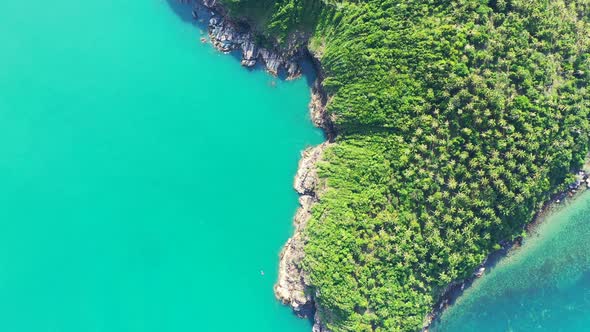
[[221, 0, 590, 331]]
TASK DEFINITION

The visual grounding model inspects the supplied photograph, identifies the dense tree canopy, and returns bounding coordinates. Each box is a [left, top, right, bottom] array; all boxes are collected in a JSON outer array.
[[222, 0, 590, 331]]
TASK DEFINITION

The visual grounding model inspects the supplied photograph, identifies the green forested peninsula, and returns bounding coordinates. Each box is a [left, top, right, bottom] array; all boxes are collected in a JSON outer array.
[[221, 1, 590, 331]]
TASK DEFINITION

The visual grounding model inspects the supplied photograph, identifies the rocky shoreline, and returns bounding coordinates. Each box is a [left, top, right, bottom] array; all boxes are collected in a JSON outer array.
[[421, 167, 590, 331], [180, 1, 335, 330], [272, 52, 334, 332], [188, 0, 308, 79], [275, 142, 331, 332]]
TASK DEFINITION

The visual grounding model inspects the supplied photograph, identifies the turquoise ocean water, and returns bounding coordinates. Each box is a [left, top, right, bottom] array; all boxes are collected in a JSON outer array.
[[4, 1, 590, 331], [0, 0, 323, 331], [433, 191, 590, 332]]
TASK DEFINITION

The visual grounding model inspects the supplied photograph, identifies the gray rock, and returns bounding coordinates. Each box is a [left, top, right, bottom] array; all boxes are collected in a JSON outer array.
[[240, 39, 258, 67], [204, 6, 302, 78], [474, 267, 485, 278], [275, 143, 330, 319], [259, 48, 282, 75], [286, 61, 301, 79], [203, 0, 217, 8]]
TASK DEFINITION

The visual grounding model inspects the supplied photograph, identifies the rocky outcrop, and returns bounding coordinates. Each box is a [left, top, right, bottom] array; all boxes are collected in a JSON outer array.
[[200, 1, 303, 79], [292, 145, 325, 196], [309, 88, 326, 129], [275, 143, 329, 321]]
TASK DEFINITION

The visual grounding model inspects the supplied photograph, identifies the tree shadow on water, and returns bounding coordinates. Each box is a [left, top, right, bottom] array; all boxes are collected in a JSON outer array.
[[165, 0, 201, 24]]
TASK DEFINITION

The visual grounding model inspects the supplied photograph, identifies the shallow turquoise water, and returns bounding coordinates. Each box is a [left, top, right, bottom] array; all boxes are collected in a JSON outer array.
[[433, 191, 590, 332], [0, 1, 323, 331]]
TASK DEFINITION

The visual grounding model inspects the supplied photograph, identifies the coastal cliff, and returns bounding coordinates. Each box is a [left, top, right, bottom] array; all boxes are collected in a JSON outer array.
[[274, 78, 334, 332], [275, 142, 329, 332], [190, 1, 334, 329], [177, 1, 590, 331]]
